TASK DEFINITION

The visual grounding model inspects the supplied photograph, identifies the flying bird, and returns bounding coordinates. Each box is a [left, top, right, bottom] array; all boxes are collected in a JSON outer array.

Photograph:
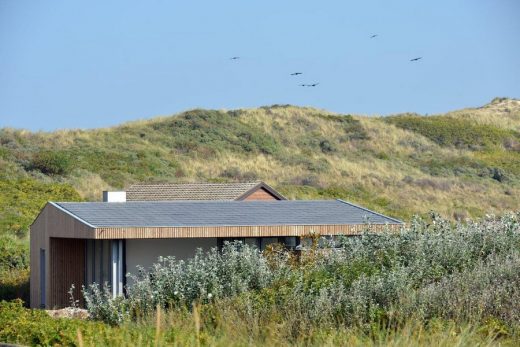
[[300, 83, 319, 87], [370, 34, 378, 39], [290, 72, 303, 76], [410, 57, 422, 62], [230, 56, 240, 60]]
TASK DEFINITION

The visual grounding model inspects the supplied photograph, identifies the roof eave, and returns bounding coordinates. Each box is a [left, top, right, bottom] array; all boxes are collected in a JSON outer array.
[[94, 222, 401, 229], [336, 199, 404, 224], [50, 202, 97, 228]]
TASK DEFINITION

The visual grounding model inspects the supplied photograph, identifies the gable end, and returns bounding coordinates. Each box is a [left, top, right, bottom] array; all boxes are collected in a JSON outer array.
[[236, 182, 286, 201]]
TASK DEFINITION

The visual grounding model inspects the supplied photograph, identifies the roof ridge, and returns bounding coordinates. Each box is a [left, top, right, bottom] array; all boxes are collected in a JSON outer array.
[[58, 199, 345, 203], [126, 181, 275, 201], [129, 181, 260, 186]]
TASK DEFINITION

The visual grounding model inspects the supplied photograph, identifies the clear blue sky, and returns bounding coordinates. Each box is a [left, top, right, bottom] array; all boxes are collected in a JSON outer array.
[[1, 0, 519, 130]]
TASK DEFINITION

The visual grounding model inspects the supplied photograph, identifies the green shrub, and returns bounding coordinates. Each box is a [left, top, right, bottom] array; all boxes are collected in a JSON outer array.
[[386, 114, 520, 150], [84, 242, 274, 319], [29, 150, 72, 175], [0, 179, 81, 303], [0, 235, 28, 272], [153, 109, 281, 156], [0, 179, 82, 239], [84, 212, 520, 332], [319, 140, 335, 153], [0, 300, 109, 346], [0, 269, 29, 303]]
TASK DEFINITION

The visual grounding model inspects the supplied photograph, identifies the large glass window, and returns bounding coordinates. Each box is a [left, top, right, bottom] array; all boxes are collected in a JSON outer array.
[[85, 239, 124, 297]]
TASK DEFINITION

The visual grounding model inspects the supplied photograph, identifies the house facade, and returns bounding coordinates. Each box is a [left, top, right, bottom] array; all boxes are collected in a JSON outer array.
[[30, 182, 402, 309]]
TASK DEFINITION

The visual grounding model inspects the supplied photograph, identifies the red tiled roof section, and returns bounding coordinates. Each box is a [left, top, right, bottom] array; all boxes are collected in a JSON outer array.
[[126, 181, 285, 201]]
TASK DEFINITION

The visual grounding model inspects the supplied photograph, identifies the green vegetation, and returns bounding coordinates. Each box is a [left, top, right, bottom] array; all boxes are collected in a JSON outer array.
[[157, 109, 282, 156], [28, 150, 73, 176], [2, 213, 520, 346], [0, 179, 81, 303], [1, 97, 520, 304], [2, 99, 520, 221], [0, 179, 81, 238], [83, 213, 520, 330], [385, 113, 520, 150], [385, 111, 520, 186], [1, 300, 513, 346]]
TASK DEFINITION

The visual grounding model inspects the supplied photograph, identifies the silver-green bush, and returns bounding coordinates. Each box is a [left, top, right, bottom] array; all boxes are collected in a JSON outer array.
[[83, 212, 520, 331]]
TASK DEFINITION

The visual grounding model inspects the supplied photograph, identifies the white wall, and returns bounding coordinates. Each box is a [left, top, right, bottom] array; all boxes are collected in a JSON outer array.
[[125, 238, 217, 285], [102, 191, 126, 202]]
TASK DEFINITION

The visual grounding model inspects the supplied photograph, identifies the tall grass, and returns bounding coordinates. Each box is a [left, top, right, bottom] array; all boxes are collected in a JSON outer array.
[[0, 300, 513, 346]]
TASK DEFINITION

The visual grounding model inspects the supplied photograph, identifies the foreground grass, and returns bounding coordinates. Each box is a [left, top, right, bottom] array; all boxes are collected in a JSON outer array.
[[0, 300, 516, 347]]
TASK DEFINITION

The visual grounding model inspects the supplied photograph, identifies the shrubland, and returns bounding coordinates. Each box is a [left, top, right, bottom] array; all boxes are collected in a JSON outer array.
[[81, 212, 520, 329], [1, 212, 520, 346]]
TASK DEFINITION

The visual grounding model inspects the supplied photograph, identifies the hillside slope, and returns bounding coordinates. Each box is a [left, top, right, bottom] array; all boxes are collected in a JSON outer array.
[[1, 98, 520, 240]]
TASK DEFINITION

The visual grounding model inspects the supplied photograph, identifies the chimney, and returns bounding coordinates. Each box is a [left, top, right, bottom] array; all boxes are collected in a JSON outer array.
[[103, 191, 126, 202]]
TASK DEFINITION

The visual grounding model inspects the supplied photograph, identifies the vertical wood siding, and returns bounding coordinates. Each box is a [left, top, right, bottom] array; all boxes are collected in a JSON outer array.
[[49, 238, 85, 308], [30, 203, 95, 308], [30, 205, 48, 308], [94, 223, 401, 239]]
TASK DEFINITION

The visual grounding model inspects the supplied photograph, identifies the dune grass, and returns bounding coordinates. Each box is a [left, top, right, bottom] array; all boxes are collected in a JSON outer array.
[[1, 300, 516, 347], [2, 99, 520, 223]]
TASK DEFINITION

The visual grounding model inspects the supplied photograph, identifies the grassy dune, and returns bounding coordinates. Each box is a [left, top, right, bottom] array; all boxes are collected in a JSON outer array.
[[0, 98, 519, 263], [1, 97, 520, 232]]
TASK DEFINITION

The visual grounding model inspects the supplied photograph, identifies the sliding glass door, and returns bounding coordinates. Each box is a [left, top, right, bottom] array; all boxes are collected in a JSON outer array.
[[85, 239, 125, 297]]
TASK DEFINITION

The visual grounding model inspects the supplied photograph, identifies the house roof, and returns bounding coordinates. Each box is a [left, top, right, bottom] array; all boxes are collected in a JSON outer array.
[[53, 200, 402, 228], [126, 181, 285, 201]]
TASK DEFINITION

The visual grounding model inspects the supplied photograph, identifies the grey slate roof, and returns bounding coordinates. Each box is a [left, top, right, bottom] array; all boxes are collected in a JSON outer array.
[[126, 182, 284, 201], [54, 200, 402, 228]]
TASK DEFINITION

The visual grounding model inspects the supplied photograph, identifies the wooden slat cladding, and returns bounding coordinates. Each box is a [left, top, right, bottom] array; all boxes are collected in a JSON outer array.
[[46, 204, 95, 238], [95, 224, 401, 239], [30, 204, 48, 308], [49, 238, 85, 308], [30, 203, 95, 308], [242, 188, 279, 201]]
